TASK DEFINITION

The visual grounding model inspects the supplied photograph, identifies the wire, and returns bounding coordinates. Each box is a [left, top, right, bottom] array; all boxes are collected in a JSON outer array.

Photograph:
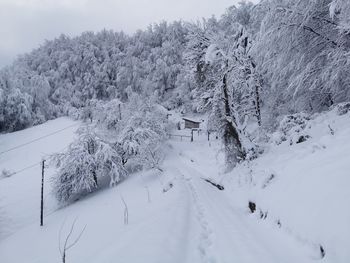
[[0, 123, 80, 156], [2, 161, 42, 177]]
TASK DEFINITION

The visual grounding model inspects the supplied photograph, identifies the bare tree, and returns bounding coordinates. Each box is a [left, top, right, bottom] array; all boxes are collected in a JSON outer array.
[[58, 219, 86, 263]]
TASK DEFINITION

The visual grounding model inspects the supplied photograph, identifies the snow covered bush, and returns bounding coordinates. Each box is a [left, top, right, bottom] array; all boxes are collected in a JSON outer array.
[[0, 169, 13, 179], [272, 113, 311, 145], [51, 127, 126, 204], [336, 102, 350, 116]]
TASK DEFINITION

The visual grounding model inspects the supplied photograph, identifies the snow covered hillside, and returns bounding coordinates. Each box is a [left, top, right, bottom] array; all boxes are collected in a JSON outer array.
[[0, 108, 349, 263], [0, 117, 80, 239], [1, 1, 350, 262], [225, 108, 350, 263]]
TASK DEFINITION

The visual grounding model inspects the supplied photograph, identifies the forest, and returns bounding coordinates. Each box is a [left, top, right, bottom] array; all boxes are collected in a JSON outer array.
[[1, 1, 350, 262], [0, 0, 349, 202]]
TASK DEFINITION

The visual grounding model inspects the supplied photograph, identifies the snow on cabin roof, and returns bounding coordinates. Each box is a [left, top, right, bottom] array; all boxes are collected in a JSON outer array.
[[182, 118, 202, 124]]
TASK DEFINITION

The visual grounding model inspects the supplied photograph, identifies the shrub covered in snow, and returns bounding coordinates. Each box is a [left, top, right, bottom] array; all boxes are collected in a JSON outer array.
[[336, 102, 350, 116], [272, 113, 311, 145], [0, 169, 13, 179]]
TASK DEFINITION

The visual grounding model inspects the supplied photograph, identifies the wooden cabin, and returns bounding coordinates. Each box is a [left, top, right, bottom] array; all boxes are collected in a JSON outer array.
[[182, 118, 201, 129]]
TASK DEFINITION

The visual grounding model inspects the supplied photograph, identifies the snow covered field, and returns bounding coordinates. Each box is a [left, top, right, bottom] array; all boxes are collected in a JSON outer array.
[[0, 109, 349, 263], [0, 117, 80, 239]]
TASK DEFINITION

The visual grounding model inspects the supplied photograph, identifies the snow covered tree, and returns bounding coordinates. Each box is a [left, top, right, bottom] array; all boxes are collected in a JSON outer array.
[[186, 20, 261, 168], [185, 21, 216, 113], [93, 99, 122, 130], [115, 94, 169, 171], [0, 69, 34, 131], [51, 126, 126, 204], [252, 0, 350, 122]]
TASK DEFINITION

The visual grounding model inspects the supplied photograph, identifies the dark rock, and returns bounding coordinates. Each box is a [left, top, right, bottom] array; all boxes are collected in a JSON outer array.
[[248, 201, 256, 213]]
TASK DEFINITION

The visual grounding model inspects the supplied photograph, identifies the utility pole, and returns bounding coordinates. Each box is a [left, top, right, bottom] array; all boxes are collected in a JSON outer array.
[[40, 159, 45, 227]]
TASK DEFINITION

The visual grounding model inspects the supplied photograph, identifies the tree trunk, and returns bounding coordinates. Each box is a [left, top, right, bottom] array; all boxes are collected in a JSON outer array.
[[255, 84, 262, 126], [222, 71, 245, 166], [92, 170, 98, 187]]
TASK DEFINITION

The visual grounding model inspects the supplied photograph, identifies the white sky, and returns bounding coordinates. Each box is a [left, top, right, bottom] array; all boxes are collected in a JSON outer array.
[[0, 0, 257, 68]]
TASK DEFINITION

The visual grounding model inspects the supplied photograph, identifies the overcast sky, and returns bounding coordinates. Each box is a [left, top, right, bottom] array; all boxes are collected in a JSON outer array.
[[0, 0, 256, 68]]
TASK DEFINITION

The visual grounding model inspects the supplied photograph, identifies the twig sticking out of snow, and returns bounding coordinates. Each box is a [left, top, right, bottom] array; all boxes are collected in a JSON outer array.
[[328, 124, 335, 135], [145, 186, 151, 203], [58, 218, 86, 263], [320, 245, 326, 258], [121, 195, 129, 225]]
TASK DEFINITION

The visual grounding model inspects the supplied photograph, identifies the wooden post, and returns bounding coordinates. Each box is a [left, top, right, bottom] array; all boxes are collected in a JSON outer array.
[[191, 130, 194, 142], [40, 159, 45, 227], [207, 131, 210, 141]]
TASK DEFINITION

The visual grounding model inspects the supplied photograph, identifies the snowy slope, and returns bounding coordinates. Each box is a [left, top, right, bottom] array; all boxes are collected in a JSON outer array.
[[0, 110, 349, 263], [224, 109, 350, 263], [0, 127, 308, 263], [0, 117, 80, 239]]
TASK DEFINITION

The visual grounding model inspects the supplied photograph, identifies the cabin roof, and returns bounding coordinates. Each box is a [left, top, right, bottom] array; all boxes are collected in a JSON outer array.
[[182, 118, 201, 124]]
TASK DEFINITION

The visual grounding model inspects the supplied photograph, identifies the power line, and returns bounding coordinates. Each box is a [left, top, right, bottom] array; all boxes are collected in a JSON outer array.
[[0, 123, 80, 156], [2, 161, 42, 178], [2, 146, 72, 177], [2, 137, 76, 178]]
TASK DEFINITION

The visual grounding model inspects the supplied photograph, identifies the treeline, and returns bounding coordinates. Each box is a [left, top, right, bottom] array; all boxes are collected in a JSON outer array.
[[0, 22, 188, 132], [1, 0, 349, 168]]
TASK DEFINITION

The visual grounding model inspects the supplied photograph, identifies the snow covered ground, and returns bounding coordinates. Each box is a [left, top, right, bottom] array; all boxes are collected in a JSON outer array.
[[0, 117, 80, 239], [224, 108, 350, 263], [0, 109, 349, 263]]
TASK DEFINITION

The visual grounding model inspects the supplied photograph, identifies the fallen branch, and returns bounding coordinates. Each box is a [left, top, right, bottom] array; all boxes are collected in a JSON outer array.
[[203, 178, 224, 190]]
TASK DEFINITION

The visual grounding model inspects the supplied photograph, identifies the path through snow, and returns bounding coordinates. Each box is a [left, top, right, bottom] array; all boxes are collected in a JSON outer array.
[[172, 146, 312, 263], [0, 119, 326, 262]]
